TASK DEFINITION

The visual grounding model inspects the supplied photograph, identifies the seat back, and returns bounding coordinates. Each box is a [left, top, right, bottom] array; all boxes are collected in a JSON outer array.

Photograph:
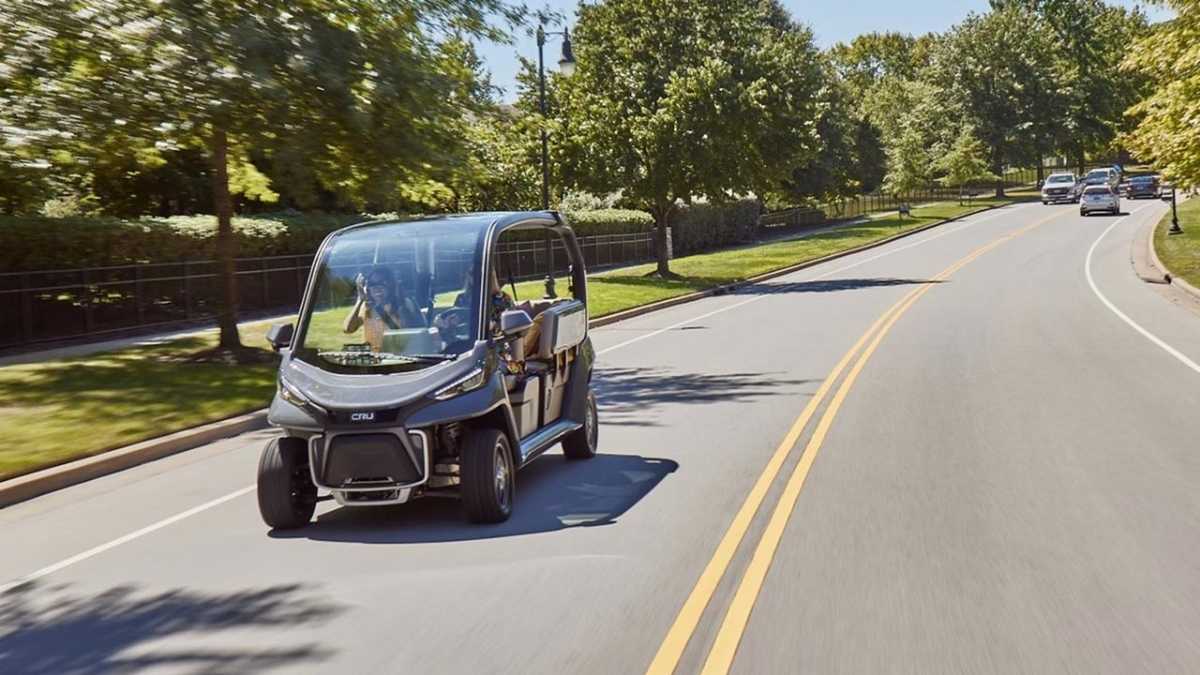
[[533, 300, 587, 360]]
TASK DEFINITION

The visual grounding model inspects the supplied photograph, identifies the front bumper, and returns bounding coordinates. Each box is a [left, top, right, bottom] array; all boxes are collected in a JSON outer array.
[[307, 428, 430, 505]]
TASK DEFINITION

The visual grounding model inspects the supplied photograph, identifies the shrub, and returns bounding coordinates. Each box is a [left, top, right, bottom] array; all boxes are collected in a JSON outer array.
[[672, 199, 762, 255], [563, 209, 653, 236], [0, 209, 654, 272], [0, 213, 367, 272]]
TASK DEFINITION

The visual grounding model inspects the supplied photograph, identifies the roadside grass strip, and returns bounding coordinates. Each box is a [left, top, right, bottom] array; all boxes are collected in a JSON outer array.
[[1154, 195, 1200, 289]]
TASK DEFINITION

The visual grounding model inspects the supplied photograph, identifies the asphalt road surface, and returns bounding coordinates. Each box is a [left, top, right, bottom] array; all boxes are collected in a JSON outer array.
[[4, 197, 1200, 674]]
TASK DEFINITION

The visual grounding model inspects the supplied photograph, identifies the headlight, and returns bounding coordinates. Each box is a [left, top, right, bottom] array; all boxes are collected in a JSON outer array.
[[278, 376, 327, 416], [433, 367, 486, 400]]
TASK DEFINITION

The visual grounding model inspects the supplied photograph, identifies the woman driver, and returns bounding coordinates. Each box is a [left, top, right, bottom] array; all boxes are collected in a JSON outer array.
[[343, 266, 424, 351]]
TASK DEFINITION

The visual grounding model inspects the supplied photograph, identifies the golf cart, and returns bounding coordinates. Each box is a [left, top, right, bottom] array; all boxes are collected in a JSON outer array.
[[257, 212, 598, 529]]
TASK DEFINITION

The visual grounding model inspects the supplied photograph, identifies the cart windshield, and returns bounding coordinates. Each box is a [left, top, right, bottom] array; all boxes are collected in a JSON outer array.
[[293, 219, 487, 374]]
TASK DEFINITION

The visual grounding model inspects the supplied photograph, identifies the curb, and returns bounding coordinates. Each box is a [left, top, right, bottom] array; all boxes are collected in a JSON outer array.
[[1145, 196, 1200, 302], [0, 410, 268, 508], [1, 199, 1014, 507], [591, 201, 1010, 328]]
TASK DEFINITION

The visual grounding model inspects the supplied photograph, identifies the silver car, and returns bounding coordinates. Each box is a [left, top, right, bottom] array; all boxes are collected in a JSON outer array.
[[1041, 173, 1079, 204], [1080, 185, 1120, 216]]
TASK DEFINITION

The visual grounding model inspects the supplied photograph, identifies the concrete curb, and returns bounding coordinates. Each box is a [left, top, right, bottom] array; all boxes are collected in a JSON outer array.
[[0, 410, 268, 508], [0, 199, 1014, 507], [1146, 196, 1200, 302]]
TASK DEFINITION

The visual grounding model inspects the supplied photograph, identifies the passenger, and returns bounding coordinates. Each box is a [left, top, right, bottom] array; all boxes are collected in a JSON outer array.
[[343, 266, 425, 351], [486, 267, 544, 371]]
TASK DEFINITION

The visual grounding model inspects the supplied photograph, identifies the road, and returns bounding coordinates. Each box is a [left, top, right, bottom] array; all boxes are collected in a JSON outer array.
[[4, 197, 1200, 674]]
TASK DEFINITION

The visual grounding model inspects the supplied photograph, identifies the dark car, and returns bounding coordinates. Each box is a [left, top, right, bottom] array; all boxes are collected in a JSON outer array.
[[257, 212, 599, 529], [1125, 175, 1161, 199]]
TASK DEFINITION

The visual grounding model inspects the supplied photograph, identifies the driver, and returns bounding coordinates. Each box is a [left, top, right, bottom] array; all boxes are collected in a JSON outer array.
[[343, 266, 425, 351]]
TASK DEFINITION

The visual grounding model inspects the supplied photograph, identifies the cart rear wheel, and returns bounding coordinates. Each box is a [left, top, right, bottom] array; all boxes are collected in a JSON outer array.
[[257, 437, 316, 529], [462, 428, 514, 523], [562, 389, 599, 460]]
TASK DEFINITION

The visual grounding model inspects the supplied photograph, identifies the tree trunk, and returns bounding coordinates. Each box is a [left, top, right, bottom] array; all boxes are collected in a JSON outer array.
[[1076, 147, 1086, 177], [992, 157, 1006, 198], [651, 203, 673, 277], [209, 127, 242, 350]]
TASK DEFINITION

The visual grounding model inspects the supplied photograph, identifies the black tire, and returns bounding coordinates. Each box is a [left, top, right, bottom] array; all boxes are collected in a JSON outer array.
[[461, 427, 514, 523], [562, 389, 599, 460], [257, 437, 316, 529]]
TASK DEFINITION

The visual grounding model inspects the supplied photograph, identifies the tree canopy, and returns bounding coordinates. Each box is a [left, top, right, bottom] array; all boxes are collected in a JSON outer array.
[[558, 0, 825, 276]]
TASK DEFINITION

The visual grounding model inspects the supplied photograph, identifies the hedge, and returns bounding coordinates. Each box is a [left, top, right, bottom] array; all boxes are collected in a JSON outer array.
[[672, 199, 762, 256], [0, 209, 655, 272]]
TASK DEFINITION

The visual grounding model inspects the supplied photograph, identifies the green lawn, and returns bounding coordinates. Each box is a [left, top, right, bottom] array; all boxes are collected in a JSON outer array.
[[1155, 196, 1200, 289], [512, 197, 1015, 317], [0, 196, 1016, 480], [0, 322, 281, 480]]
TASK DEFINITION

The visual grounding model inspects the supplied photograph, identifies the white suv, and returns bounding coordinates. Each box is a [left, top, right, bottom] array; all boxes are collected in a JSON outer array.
[[1080, 185, 1120, 216], [1041, 173, 1079, 204]]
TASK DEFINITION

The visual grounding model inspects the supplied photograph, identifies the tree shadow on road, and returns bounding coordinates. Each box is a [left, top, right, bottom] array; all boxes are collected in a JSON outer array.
[[271, 453, 678, 545], [594, 367, 817, 428], [0, 582, 343, 674], [731, 277, 943, 296]]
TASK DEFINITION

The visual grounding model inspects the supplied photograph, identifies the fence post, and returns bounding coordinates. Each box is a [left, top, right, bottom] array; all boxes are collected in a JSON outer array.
[[20, 273, 34, 344], [294, 257, 304, 306], [261, 258, 269, 309], [135, 266, 145, 326], [183, 261, 193, 319], [81, 268, 95, 334]]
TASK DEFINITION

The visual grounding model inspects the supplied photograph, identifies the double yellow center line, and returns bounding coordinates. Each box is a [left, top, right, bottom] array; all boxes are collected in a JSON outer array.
[[646, 211, 1059, 675]]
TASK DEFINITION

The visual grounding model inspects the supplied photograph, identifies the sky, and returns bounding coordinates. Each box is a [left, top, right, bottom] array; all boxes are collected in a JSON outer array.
[[478, 0, 1174, 101]]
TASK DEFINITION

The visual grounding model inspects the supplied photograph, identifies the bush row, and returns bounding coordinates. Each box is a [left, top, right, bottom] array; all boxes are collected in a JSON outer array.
[[672, 199, 762, 256], [0, 209, 656, 272]]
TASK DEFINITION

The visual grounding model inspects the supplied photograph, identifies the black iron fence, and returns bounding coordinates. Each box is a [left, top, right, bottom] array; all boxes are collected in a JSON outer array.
[[0, 231, 657, 349], [762, 186, 976, 229]]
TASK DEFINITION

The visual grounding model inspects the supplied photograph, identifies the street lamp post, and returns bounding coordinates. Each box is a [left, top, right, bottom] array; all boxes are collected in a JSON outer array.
[[536, 23, 575, 298], [1165, 185, 1183, 235]]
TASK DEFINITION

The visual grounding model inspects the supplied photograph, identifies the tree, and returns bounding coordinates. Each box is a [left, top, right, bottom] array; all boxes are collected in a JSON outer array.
[[925, 6, 1062, 197], [934, 126, 1001, 203], [994, 0, 1150, 174], [0, 0, 519, 356], [559, 0, 825, 277], [1121, 0, 1200, 189], [776, 59, 863, 207]]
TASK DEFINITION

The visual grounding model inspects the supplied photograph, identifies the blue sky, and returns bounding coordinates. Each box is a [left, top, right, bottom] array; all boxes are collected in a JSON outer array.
[[479, 0, 1173, 100]]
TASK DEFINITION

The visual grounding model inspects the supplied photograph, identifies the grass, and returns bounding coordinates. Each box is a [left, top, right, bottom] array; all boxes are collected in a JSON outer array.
[[0, 322, 281, 480], [1154, 195, 1200, 289], [0, 195, 1019, 480], [511, 197, 1017, 317]]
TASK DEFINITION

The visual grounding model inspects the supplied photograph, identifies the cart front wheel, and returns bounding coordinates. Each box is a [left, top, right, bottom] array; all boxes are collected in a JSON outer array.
[[562, 389, 599, 460], [462, 428, 514, 523], [257, 437, 316, 529]]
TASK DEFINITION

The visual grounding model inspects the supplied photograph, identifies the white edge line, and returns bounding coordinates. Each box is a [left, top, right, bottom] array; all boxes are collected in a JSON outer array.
[[598, 202, 1033, 355], [0, 484, 255, 595], [1085, 205, 1200, 375]]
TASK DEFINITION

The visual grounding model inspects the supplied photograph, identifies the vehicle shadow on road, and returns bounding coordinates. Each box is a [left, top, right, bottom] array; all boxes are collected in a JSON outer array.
[[271, 453, 678, 544], [595, 367, 818, 428], [0, 582, 343, 674]]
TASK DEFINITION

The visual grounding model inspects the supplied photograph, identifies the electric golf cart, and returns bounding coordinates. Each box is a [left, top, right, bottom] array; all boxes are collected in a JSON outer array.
[[257, 212, 598, 529]]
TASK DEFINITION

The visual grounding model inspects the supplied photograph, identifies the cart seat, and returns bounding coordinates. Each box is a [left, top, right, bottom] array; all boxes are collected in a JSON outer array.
[[532, 300, 587, 360]]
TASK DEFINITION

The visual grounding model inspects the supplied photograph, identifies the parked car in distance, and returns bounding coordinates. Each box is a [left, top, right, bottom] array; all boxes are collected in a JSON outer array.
[[1083, 167, 1121, 190], [1125, 174, 1161, 199], [1041, 173, 1079, 204], [1080, 185, 1120, 216]]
